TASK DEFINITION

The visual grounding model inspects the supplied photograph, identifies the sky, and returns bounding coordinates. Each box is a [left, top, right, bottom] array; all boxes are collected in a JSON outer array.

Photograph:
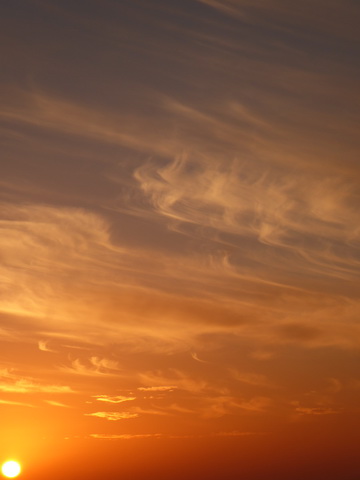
[[0, 0, 360, 479]]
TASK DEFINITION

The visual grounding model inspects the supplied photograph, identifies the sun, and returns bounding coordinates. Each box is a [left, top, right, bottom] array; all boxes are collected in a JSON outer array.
[[1, 461, 21, 478]]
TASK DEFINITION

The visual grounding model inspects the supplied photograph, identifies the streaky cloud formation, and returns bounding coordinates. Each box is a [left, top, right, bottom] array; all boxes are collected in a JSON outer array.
[[85, 411, 139, 421], [0, 0, 359, 478], [0, 369, 73, 394], [93, 395, 136, 403]]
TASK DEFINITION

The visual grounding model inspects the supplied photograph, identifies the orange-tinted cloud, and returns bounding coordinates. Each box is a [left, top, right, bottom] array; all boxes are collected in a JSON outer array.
[[85, 411, 139, 421]]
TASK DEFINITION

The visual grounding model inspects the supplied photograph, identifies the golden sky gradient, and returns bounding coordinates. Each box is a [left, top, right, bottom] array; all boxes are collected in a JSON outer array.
[[1, 1, 360, 478]]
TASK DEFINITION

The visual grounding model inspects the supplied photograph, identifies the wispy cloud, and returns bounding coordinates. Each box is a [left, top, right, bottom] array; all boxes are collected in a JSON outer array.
[[85, 411, 139, 421], [137, 386, 177, 393], [60, 357, 121, 377], [90, 433, 165, 440], [93, 395, 136, 404], [138, 370, 208, 394], [134, 154, 359, 281], [231, 370, 273, 388], [0, 369, 73, 394], [191, 352, 208, 363], [0, 200, 358, 355], [44, 400, 70, 408], [292, 402, 340, 416], [0, 399, 34, 407], [89, 430, 264, 440], [38, 340, 56, 352], [202, 395, 271, 418]]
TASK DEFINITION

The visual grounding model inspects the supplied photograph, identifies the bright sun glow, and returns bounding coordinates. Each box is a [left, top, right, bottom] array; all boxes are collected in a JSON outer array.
[[1, 461, 21, 478]]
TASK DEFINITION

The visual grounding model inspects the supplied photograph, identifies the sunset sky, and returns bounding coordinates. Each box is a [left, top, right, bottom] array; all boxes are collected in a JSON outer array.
[[1, 1, 360, 479]]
